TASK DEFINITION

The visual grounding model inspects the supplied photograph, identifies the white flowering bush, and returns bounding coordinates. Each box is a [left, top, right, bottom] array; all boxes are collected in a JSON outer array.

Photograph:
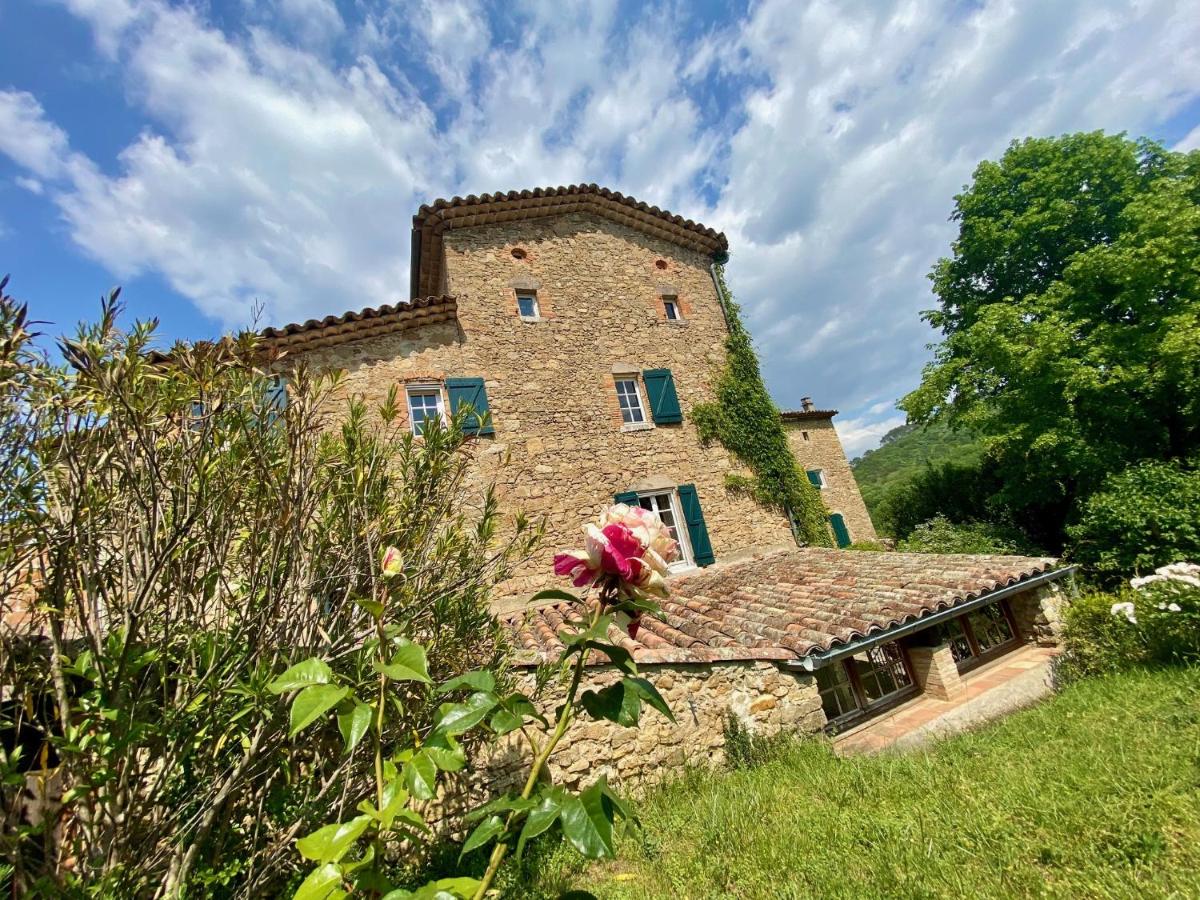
[[1110, 562, 1200, 662]]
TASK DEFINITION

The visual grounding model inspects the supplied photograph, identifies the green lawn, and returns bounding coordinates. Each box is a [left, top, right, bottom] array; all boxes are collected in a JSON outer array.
[[516, 666, 1200, 899]]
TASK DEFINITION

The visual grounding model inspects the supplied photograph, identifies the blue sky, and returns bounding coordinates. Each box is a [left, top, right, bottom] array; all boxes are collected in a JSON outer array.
[[1, 0, 1198, 455]]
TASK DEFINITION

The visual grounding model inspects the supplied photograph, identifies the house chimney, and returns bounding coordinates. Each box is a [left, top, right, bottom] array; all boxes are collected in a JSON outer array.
[[801, 396, 814, 412]]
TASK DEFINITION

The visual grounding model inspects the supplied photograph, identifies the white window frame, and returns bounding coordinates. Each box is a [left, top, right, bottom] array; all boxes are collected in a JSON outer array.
[[516, 292, 540, 321], [663, 296, 682, 321], [809, 468, 827, 489], [406, 384, 445, 436], [615, 377, 650, 429], [635, 489, 694, 572]]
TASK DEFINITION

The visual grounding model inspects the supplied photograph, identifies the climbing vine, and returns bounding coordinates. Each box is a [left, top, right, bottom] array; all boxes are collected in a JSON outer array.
[[692, 263, 832, 547]]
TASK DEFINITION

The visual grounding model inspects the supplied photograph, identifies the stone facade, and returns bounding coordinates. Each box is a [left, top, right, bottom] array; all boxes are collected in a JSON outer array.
[[482, 661, 824, 794], [783, 414, 877, 545], [292, 209, 880, 601], [1009, 582, 1068, 646]]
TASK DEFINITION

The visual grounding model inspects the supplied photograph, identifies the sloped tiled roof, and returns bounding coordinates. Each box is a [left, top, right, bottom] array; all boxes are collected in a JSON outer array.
[[503, 547, 1065, 667], [780, 408, 838, 421], [410, 184, 729, 298], [260, 295, 456, 353]]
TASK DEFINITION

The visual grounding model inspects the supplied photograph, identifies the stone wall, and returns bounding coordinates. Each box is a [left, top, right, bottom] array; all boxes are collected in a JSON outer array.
[[296, 212, 798, 601], [478, 661, 824, 796], [1010, 582, 1069, 646], [783, 417, 877, 543]]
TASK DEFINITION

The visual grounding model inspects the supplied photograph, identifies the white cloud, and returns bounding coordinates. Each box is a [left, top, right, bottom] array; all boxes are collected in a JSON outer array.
[[1, 0, 1197, 453], [15, 176, 45, 195], [1176, 122, 1200, 152], [835, 413, 907, 459]]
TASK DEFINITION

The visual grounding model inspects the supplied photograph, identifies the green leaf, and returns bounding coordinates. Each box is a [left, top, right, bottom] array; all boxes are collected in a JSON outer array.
[[489, 708, 523, 735], [293, 862, 344, 900], [355, 598, 384, 619], [269, 658, 333, 694], [378, 778, 410, 828], [423, 743, 466, 772], [516, 790, 564, 861], [290, 684, 350, 737], [337, 700, 372, 753], [375, 641, 431, 684], [404, 749, 438, 800], [559, 614, 614, 649], [624, 677, 675, 723], [501, 692, 549, 728], [403, 877, 482, 900], [436, 670, 495, 694], [296, 816, 371, 863], [560, 783, 616, 859], [464, 794, 536, 822], [459, 814, 505, 858], [392, 807, 431, 835], [530, 588, 580, 604], [432, 691, 499, 736], [581, 681, 640, 727], [586, 640, 637, 675]]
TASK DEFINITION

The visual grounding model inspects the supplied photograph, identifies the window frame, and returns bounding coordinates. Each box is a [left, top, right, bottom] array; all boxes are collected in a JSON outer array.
[[516, 292, 540, 320], [818, 639, 917, 732], [935, 601, 1021, 673], [614, 377, 649, 428], [634, 489, 694, 571], [662, 296, 682, 321], [807, 468, 827, 489], [405, 383, 446, 436]]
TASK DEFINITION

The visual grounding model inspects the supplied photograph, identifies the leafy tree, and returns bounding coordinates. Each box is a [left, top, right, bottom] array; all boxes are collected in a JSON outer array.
[[873, 459, 1003, 539], [896, 516, 1036, 556], [1066, 459, 1200, 584], [903, 133, 1200, 550]]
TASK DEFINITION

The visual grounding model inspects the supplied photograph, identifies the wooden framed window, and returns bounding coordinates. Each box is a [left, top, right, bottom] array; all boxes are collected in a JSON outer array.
[[405, 385, 444, 436], [818, 640, 916, 728], [615, 378, 646, 425], [932, 601, 1020, 672], [635, 490, 693, 570]]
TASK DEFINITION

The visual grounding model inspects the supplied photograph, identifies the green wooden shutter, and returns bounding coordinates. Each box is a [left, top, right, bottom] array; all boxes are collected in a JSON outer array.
[[614, 490, 640, 505], [677, 484, 715, 566], [829, 513, 852, 548], [265, 375, 287, 425], [641, 369, 682, 424], [806, 469, 823, 488], [445, 377, 494, 435]]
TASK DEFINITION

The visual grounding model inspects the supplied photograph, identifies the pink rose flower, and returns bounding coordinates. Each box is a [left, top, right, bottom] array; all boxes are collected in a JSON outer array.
[[380, 546, 403, 579], [553, 504, 679, 601]]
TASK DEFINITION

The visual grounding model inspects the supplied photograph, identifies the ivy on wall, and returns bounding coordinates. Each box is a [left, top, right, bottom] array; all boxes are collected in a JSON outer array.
[[692, 264, 832, 548]]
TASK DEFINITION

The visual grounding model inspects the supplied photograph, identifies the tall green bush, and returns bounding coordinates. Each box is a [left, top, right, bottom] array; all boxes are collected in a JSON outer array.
[[0, 285, 538, 896], [1067, 459, 1200, 585], [692, 265, 830, 547], [895, 516, 1037, 555]]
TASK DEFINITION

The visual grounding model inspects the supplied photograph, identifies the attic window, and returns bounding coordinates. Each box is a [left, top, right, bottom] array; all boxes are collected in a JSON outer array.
[[511, 248, 527, 260], [655, 259, 668, 270]]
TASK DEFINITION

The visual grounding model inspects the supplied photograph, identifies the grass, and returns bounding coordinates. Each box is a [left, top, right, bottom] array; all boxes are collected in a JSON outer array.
[[513, 665, 1200, 899]]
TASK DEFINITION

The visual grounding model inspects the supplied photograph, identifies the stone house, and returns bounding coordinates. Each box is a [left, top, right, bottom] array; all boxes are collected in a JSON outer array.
[[268, 184, 1072, 777]]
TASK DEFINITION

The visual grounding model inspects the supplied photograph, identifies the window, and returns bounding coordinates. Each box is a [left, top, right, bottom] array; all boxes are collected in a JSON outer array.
[[406, 385, 444, 435], [516, 293, 539, 319], [806, 469, 826, 489], [967, 604, 1016, 653], [615, 378, 646, 425], [636, 491, 693, 569], [801, 431, 810, 441], [931, 602, 1020, 671], [663, 297, 681, 321], [817, 640, 916, 728]]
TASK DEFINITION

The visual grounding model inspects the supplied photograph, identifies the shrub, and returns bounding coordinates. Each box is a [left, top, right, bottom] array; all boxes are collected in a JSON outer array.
[[1056, 591, 1148, 683], [1125, 563, 1200, 663], [874, 459, 1002, 539], [1067, 459, 1200, 586], [0, 287, 538, 896], [896, 516, 1037, 555]]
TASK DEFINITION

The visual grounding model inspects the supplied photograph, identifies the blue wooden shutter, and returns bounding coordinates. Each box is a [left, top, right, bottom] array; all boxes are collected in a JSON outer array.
[[829, 513, 852, 548], [445, 377, 494, 435], [806, 469, 823, 488], [614, 490, 640, 505], [642, 368, 682, 424], [677, 484, 715, 566]]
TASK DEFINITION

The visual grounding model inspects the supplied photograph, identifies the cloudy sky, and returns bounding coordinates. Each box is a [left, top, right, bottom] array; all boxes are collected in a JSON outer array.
[[1, 0, 1198, 455]]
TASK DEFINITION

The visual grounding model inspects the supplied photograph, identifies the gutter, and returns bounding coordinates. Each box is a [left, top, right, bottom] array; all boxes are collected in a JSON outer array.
[[784, 565, 1077, 672], [708, 253, 733, 333]]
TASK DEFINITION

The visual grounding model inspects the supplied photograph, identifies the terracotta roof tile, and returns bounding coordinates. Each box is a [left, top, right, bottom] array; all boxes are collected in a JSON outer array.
[[780, 409, 838, 421], [410, 184, 729, 298], [261, 295, 456, 353], [502, 547, 1065, 667]]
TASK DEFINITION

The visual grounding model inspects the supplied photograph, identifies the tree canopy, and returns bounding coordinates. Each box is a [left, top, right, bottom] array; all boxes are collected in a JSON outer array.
[[902, 132, 1200, 548]]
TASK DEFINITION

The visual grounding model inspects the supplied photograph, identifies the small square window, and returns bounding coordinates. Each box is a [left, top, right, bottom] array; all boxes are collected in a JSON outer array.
[[801, 431, 810, 441], [614, 378, 645, 424], [517, 293, 539, 319], [807, 469, 827, 489], [663, 298, 681, 321], [406, 386, 444, 436]]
